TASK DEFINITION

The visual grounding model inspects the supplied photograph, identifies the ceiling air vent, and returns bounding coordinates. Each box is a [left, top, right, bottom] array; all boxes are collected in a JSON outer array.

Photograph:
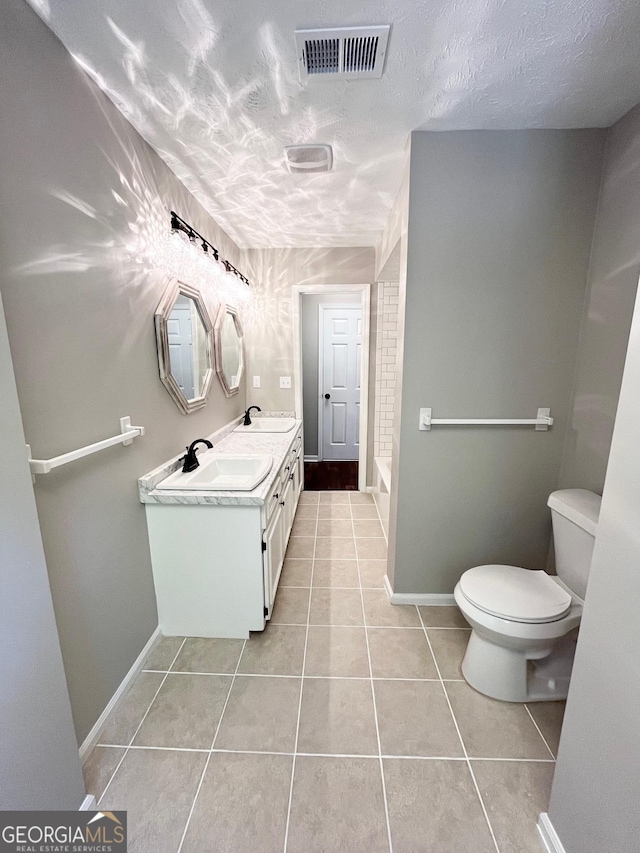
[[284, 144, 333, 174], [295, 26, 390, 80]]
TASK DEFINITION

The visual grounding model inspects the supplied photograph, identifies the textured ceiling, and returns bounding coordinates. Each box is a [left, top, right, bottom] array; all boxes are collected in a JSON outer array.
[[28, 0, 640, 248]]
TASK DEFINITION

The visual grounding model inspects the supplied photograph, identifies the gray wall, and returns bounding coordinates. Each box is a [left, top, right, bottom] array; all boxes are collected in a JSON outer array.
[[0, 0, 246, 742], [244, 247, 375, 479], [559, 104, 640, 493], [244, 248, 375, 413], [0, 293, 85, 809], [389, 130, 605, 593], [547, 275, 640, 853], [301, 293, 361, 457]]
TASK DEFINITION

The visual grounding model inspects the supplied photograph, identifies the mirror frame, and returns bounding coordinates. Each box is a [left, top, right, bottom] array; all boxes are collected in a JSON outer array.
[[154, 277, 214, 414], [214, 303, 244, 397]]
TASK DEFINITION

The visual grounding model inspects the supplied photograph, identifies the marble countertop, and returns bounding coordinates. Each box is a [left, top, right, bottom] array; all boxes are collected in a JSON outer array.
[[139, 414, 301, 506]]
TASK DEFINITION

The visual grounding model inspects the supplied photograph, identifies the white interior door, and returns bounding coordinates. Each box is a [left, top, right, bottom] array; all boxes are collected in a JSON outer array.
[[319, 306, 362, 461], [167, 299, 195, 398]]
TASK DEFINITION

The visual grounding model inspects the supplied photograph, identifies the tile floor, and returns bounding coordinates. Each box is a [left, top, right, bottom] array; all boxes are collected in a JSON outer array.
[[84, 490, 564, 853]]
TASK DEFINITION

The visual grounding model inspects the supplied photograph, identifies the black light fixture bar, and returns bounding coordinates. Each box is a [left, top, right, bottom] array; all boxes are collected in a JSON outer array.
[[170, 210, 250, 287]]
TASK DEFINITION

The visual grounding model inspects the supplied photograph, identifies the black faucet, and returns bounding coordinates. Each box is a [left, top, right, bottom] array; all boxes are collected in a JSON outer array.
[[243, 405, 262, 426], [180, 439, 213, 473]]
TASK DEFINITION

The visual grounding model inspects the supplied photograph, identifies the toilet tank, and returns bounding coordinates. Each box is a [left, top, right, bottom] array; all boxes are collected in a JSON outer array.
[[547, 489, 601, 601]]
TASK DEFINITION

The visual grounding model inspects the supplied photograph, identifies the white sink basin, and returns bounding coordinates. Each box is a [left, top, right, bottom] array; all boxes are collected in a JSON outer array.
[[157, 454, 273, 491], [234, 417, 296, 434]]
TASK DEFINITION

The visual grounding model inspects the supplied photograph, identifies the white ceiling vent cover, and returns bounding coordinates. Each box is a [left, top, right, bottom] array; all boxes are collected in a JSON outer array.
[[295, 26, 390, 80], [284, 144, 333, 174]]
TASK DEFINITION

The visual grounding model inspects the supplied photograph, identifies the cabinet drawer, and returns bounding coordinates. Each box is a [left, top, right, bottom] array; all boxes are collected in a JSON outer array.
[[265, 472, 284, 522], [281, 456, 295, 484], [289, 437, 302, 463], [265, 431, 302, 523]]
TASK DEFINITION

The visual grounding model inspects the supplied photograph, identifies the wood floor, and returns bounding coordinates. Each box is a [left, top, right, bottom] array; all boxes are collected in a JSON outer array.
[[304, 461, 358, 491]]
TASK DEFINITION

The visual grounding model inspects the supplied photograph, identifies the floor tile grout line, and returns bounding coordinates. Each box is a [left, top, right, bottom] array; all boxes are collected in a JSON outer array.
[[211, 748, 294, 756], [281, 585, 390, 590], [93, 743, 557, 763], [280, 587, 467, 601], [269, 622, 465, 630], [282, 497, 317, 853], [176, 637, 247, 853], [137, 672, 463, 682], [285, 558, 388, 563], [524, 704, 557, 760], [97, 636, 187, 808], [351, 500, 394, 853], [272, 624, 430, 628], [97, 744, 210, 753], [380, 755, 556, 763], [140, 671, 301, 679], [211, 642, 247, 752], [416, 607, 501, 853], [295, 533, 386, 538], [140, 669, 247, 677]]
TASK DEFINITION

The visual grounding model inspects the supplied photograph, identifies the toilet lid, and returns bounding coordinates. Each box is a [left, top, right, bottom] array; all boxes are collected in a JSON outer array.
[[459, 565, 572, 623]]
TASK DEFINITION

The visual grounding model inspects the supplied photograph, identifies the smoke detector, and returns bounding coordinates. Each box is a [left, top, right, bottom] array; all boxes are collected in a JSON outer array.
[[295, 26, 390, 80], [284, 144, 333, 174]]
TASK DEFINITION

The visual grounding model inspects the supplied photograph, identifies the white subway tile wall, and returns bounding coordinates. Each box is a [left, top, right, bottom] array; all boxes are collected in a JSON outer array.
[[374, 282, 399, 457]]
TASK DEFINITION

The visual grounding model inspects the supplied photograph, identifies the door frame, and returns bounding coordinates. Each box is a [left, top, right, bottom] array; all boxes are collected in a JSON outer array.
[[317, 303, 363, 464], [293, 283, 371, 492]]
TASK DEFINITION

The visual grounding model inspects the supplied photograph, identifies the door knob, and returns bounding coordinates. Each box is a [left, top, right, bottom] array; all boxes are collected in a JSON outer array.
[[324, 393, 331, 400]]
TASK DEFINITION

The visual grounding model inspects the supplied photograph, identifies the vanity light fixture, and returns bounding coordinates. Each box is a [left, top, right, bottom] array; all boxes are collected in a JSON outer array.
[[170, 210, 250, 287], [223, 260, 238, 279]]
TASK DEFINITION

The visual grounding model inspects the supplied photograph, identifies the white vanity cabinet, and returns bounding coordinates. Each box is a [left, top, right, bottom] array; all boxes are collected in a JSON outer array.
[[262, 429, 304, 621], [142, 424, 303, 639], [262, 430, 302, 617]]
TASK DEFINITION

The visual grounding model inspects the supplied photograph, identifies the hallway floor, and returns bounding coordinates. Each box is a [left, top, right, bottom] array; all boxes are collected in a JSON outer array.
[[84, 491, 563, 852], [303, 460, 359, 490]]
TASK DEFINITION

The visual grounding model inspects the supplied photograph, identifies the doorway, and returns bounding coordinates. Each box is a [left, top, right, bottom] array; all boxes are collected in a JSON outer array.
[[293, 285, 371, 491]]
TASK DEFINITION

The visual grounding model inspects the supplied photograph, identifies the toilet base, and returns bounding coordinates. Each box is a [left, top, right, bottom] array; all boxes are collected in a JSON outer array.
[[461, 630, 577, 703]]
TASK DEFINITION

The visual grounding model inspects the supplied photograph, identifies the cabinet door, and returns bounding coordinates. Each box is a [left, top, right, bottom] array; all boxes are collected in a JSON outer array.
[[281, 477, 294, 546], [263, 502, 284, 618], [287, 454, 298, 506], [295, 452, 303, 500]]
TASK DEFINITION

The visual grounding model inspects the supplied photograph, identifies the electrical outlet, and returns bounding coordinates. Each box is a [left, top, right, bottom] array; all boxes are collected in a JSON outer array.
[[279, 376, 292, 389], [252, 376, 261, 388]]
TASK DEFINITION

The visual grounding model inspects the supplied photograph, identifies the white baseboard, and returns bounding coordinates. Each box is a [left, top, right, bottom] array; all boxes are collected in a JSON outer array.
[[383, 575, 455, 606], [78, 626, 162, 762], [364, 485, 376, 493], [303, 454, 318, 463], [538, 813, 566, 853], [80, 794, 97, 811]]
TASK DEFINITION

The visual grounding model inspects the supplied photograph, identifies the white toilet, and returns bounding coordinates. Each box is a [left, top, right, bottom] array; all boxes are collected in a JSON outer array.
[[454, 489, 601, 702]]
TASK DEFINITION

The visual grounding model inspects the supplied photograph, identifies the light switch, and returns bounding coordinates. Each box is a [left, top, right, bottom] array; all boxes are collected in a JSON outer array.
[[279, 376, 292, 389], [252, 376, 261, 388]]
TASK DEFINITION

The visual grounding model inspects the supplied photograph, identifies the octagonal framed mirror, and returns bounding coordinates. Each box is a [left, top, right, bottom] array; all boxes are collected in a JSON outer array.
[[154, 277, 214, 414], [214, 303, 244, 397]]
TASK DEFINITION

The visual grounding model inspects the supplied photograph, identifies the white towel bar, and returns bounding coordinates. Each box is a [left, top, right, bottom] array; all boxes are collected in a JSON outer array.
[[27, 416, 145, 475], [419, 407, 553, 431]]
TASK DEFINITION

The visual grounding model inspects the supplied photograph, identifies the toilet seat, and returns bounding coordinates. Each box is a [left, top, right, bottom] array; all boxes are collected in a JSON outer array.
[[458, 565, 572, 624]]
